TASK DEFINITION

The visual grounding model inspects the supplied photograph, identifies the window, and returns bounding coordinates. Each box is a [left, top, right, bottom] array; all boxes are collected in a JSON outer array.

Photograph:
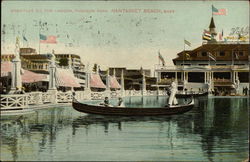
[[201, 52, 207, 57], [239, 51, 244, 56], [219, 51, 225, 56]]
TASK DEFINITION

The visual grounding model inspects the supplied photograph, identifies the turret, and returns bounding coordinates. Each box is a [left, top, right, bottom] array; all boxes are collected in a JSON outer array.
[[209, 17, 217, 39]]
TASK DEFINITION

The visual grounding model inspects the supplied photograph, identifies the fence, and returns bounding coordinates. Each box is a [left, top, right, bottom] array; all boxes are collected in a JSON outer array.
[[1, 90, 167, 110]]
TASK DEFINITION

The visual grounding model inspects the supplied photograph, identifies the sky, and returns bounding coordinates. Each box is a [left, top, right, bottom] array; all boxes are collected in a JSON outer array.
[[1, 0, 249, 72]]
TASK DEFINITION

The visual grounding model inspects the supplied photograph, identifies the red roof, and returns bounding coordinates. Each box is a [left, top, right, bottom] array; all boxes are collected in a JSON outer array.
[[1, 61, 48, 82], [90, 73, 106, 89], [56, 68, 81, 87], [109, 76, 121, 89], [22, 70, 48, 83], [1, 61, 12, 77]]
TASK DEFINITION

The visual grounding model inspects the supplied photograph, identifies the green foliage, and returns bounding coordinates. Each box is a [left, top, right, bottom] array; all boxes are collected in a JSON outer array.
[[93, 63, 98, 72]]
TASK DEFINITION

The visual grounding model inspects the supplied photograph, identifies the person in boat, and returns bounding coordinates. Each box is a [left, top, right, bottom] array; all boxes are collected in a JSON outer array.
[[117, 97, 125, 107], [99, 97, 113, 107], [167, 79, 178, 106]]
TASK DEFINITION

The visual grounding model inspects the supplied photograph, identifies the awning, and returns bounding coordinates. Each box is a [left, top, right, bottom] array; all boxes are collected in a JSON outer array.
[[1, 61, 12, 77], [109, 76, 121, 89], [56, 68, 81, 87], [90, 73, 106, 89], [22, 70, 48, 83], [1, 61, 48, 83]]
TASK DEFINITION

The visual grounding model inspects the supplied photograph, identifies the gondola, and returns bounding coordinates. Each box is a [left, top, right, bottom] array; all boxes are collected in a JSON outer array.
[[72, 98, 194, 116], [175, 91, 208, 98]]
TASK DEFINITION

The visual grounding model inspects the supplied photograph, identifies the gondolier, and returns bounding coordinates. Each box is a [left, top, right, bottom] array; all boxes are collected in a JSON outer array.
[[168, 79, 178, 106]]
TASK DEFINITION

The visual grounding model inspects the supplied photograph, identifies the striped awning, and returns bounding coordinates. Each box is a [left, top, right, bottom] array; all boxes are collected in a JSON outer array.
[[22, 70, 48, 83], [109, 76, 121, 89], [90, 73, 106, 89], [1, 61, 12, 77], [56, 68, 81, 87], [1, 61, 48, 83]]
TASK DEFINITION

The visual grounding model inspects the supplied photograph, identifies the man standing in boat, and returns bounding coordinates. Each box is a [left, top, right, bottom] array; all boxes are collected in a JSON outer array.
[[168, 78, 178, 106]]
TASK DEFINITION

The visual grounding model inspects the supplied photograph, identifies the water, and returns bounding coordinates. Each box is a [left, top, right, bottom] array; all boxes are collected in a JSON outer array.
[[1, 96, 249, 161]]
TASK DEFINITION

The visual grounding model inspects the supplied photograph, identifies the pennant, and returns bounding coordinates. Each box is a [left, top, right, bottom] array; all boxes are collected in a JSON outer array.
[[208, 52, 216, 61], [184, 39, 191, 47], [234, 52, 239, 60], [158, 51, 165, 66], [203, 30, 212, 41], [23, 36, 28, 42]]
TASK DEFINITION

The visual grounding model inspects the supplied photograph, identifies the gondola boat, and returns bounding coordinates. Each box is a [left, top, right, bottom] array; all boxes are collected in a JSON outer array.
[[72, 98, 194, 116], [175, 92, 208, 98]]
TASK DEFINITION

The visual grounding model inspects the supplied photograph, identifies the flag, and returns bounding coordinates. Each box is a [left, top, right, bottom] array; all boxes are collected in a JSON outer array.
[[234, 52, 239, 60], [203, 30, 212, 40], [39, 34, 47, 40], [185, 53, 191, 60], [23, 36, 28, 42], [158, 51, 165, 66], [212, 5, 227, 15], [184, 39, 191, 47], [40, 34, 57, 44], [208, 52, 216, 61]]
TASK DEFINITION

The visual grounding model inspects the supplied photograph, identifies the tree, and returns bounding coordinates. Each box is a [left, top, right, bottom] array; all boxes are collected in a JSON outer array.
[[59, 58, 68, 66], [93, 63, 98, 72]]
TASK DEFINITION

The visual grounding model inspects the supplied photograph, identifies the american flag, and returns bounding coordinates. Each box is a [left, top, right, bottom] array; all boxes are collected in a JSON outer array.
[[40, 35, 57, 44], [212, 5, 227, 15]]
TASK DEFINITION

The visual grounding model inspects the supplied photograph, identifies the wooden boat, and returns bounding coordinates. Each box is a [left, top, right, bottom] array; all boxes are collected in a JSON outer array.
[[72, 98, 194, 116], [175, 92, 208, 98]]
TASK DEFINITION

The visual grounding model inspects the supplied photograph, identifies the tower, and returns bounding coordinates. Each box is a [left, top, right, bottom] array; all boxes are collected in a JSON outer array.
[[209, 17, 217, 40]]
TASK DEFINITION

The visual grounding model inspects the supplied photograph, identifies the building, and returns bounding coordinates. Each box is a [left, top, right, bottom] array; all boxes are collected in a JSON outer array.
[[155, 17, 249, 95], [1, 47, 86, 90], [108, 67, 157, 90]]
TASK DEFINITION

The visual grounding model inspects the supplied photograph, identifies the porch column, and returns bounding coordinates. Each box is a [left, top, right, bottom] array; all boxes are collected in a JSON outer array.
[[175, 72, 177, 82], [9, 37, 22, 94], [142, 70, 147, 96], [204, 72, 207, 83], [113, 68, 116, 77]]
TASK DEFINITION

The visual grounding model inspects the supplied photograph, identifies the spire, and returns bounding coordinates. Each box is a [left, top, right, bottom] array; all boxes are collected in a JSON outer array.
[[208, 17, 217, 39], [209, 17, 216, 28]]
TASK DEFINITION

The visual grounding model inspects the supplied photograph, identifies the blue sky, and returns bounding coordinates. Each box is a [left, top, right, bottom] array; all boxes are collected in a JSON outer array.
[[1, 1, 249, 70]]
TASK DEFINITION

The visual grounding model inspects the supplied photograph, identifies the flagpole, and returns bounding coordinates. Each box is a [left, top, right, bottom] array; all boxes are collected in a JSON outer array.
[[183, 39, 185, 67], [39, 20, 41, 54]]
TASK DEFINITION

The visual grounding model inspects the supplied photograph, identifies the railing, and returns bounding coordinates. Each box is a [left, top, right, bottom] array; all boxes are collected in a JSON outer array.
[[57, 92, 72, 103], [42, 92, 53, 103], [111, 91, 121, 98], [1, 89, 171, 110], [27, 92, 43, 105], [91, 92, 104, 100], [0, 94, 29, 110]]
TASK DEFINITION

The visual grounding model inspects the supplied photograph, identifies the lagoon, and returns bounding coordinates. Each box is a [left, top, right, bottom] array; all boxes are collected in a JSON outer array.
[[0, 96, 248, 161]]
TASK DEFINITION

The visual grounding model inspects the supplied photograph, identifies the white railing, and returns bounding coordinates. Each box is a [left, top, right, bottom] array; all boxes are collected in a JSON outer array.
[[27, 92, 43, 105], [1, 94, 29, 109], [75, 91, 86, 101], [57, 92, 72, 103], [91, 92, 104, 100], [42, 92, 53, 103]]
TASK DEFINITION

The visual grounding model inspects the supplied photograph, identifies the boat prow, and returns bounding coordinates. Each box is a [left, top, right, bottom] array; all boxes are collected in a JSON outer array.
[[72, 98, 194, 116]]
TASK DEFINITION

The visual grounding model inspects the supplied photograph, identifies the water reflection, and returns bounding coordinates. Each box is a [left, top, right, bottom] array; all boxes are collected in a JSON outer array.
[[0, 97, 248, 161]]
